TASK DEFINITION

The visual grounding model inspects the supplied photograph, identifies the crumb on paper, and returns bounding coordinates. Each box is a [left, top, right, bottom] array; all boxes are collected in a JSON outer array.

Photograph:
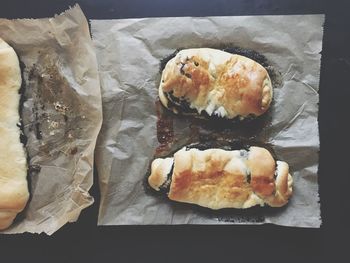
[[49, 121, 59, 129], [54, 101, 69, 114]]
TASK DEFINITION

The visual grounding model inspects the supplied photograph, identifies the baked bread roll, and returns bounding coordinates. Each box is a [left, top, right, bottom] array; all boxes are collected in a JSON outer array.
[[148, 146, 292, 209], [0, 38, 29, 230], [159, 48, 273, 119]]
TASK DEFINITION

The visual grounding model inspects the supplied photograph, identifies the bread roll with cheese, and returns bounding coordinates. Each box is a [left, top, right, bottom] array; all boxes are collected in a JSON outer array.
[[148, 146, 292, 209], [0, 38, 29, 230], [159, 48, 273, 119]]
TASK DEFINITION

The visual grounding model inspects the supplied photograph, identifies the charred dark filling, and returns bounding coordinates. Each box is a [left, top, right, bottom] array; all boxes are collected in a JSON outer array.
[[158, 163, 174, 194], [273, 167, 278, 180], [18, 60, 28, 146], [144, 159, 174, 197], [164, 90, 260, 122], [246, 172, 251, 183], [185, 140, 252, 152], [12, 59, 33, 225], [160, 50, 178, 72], [18, 59, 31, 169], [180, 63, 185, 75], [164, 90, 259, 122], [164, 91, 196, 113]]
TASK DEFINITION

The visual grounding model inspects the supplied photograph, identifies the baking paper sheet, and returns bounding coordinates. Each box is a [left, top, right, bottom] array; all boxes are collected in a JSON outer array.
[[0, 5, 102, 234], [92, 15, 324, 227]]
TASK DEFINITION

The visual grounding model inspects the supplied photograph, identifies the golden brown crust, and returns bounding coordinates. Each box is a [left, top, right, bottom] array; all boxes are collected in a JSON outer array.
[[159, 48, 272, 119], [148, 146, 292, 209], [0, 38, 29, 230], [0, 211, 18, 230], [168, 149, 252, 209], [148, 158, 173, 191], [265, 161, 293, 207], [246, 147, 276, 198]]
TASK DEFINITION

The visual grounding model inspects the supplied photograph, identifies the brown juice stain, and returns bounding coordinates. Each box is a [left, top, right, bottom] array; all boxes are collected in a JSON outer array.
[[155, 100, 174, 155], [155, 100, 273, 158], [25, 57, 87, 158]]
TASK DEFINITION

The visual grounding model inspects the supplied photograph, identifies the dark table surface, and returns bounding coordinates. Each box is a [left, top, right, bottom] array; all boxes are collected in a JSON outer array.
[[1, 0, 349, 262]]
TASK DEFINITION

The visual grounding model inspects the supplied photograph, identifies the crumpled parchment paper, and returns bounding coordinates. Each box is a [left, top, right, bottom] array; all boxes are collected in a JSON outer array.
[[92, 14, 324, 227], [0, 5, 102, 234]]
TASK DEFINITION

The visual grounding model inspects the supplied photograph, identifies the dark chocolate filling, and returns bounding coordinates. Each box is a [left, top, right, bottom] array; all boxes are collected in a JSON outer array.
[[164, 90, 258, 122], [160, 50, 179, 72], [158, 163, 174, 194], [246, 172, 251, 184], [18, 60, 28, 146], [185, 140, 251, 153], [179, 63, 185, 75], [165, 91, 196, 113], [12, 59, 33, 225]]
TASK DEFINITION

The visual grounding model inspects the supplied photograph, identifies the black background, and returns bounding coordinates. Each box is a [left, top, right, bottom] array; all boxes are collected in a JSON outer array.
[[0, 0, 349, 262]]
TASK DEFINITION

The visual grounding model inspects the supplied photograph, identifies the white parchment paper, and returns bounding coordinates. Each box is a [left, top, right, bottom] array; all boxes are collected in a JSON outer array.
[[92, 15, 324, 227], [0, 5, 102, 234]]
